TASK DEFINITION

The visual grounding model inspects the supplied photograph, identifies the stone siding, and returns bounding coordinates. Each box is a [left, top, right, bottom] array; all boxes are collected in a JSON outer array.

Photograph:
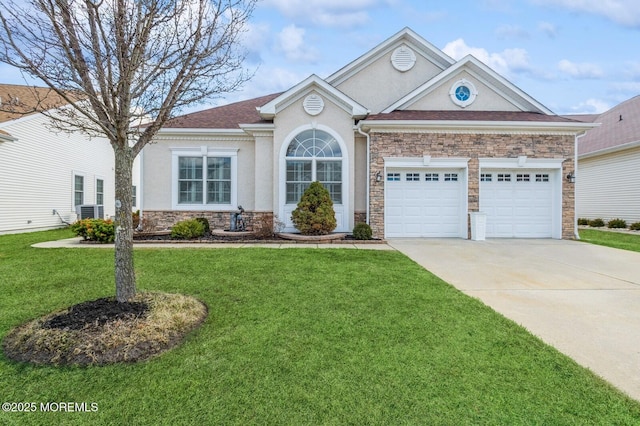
[[369, 132, 575, 239], [142, 210, 275, 235]]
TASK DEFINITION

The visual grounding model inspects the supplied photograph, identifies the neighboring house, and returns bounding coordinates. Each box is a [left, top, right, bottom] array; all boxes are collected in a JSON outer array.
[[141, 28, 594, 239], [571, 95, 640, 224], [0, 84, 141, 234]]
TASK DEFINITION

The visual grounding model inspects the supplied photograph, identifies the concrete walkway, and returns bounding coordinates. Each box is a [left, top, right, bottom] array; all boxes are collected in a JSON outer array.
[[388, 238, 640, 402], [32, 237, 394, 250]]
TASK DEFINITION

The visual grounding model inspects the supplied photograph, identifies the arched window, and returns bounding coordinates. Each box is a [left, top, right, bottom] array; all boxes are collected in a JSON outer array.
[[285, 129, 342, 204]]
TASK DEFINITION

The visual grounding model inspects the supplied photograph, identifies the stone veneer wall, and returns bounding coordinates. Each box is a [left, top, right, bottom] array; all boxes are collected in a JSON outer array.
[[368, 132, 576, 240], [142, 210, 275, 234], [141, 211, 368, 234]]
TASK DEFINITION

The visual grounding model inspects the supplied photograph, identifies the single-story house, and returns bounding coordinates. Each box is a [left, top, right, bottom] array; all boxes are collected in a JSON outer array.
[[141, 27, 594, 239], [572, 95, 640, 224], [0, 83, 141, 234]]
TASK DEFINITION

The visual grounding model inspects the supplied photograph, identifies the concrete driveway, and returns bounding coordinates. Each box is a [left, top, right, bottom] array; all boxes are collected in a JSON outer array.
[[388, 238, 640, 402]]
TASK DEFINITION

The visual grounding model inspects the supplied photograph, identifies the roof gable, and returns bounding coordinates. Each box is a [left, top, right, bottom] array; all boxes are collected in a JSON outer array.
[[257, 74, 368, 120], [326, 27, 455, 87], [383, 55, 554, 115]]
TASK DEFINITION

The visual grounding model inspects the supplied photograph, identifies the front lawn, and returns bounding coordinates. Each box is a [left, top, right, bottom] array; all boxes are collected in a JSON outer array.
[[1, 229, 639, 425], [579, 228, 640, 252]]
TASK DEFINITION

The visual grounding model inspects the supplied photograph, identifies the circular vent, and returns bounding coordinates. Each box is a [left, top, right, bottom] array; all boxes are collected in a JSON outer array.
[[303, 94, 324, 116], [391, 45, 416, 72]]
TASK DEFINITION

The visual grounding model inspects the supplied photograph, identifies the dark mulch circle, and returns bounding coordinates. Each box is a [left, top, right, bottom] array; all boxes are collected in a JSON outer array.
[[2, 292, 208, 366], [43, 298, 148, 330]]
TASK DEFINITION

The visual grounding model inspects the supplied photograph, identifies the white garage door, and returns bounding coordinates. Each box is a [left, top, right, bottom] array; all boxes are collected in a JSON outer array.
[[385, 169, 464, 238], [480, 170, 555, 238]]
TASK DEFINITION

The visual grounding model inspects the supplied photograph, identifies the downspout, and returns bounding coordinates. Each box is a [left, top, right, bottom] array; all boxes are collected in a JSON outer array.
[[356, 124, 371, 225], [574, 131, 587, 240]]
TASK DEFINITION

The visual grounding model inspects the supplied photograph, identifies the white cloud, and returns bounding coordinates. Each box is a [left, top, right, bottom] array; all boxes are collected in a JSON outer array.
[[262, 0, 389, 27], [558, 59, 604, 79], [568, 98, 611, 114], [537, 21, 558, 38], [442, 39, 531, 77], [495, 24, 530, 39], [531, 0, 640, 28], [275, 25, 319, 63]]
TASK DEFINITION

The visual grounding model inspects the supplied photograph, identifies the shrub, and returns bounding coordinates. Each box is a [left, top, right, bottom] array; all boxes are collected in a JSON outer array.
[[588, 218, 605, 227], [133, 210, 140, 228], [352, 222, 373, 240], [629, 222, 640, 231], [577, 218, 589, 226], [194, 217, 210, 234], [291, 181, 337, 235], [607, 218, 627, 229], [71, 219, 115, 243], [171, 219, 205, 239]]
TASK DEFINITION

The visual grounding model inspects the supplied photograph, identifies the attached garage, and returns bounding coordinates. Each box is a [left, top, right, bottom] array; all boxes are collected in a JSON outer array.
[[384, 159, 468, 238], [478, 159, 564, 239]]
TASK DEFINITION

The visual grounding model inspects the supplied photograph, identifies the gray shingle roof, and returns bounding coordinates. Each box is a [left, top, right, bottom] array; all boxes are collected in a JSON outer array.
[[576, 95, 640, 156]]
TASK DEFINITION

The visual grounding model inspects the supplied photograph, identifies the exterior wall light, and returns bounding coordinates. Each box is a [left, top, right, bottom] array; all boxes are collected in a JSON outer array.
[[376, 171, 382, 182], [566, 172, 575, 183]]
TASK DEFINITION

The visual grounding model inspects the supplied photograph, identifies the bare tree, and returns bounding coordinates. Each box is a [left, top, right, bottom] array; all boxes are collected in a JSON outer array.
[[0, 0, 256, 302]]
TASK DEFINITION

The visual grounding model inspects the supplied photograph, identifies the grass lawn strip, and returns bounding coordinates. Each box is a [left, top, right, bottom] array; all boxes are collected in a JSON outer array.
[[0, 229, 639, 425], [579, 228, 640, 252]]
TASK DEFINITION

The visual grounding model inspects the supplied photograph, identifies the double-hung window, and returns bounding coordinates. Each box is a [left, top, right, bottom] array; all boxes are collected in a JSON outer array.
[[172, 147, 237, 210], [74, 174, 84, 207], [96, 178, 104, 205]]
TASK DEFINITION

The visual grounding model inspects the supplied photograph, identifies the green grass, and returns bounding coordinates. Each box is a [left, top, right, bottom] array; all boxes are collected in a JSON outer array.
[[579, 228, 640, 252], [1, 229, 639, 425]]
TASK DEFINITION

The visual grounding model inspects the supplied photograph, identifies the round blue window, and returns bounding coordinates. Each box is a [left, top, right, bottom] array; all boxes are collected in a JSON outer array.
[[455, 85, 471, 102]]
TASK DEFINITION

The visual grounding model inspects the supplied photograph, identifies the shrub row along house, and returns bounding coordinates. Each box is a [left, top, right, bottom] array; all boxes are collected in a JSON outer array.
[[141, 28, 594, 239], [0, 84, 141, 234]]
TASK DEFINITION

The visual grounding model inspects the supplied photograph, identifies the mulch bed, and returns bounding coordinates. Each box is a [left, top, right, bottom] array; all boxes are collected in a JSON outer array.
[[2, 293, 208, 366]]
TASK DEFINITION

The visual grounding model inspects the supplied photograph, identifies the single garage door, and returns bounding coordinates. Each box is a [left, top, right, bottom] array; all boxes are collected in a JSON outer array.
[[385, 169, 464, 237], [480, 170, 554, 238]]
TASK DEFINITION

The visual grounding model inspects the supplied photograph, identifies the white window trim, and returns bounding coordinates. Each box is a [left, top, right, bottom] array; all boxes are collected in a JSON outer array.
[[95, 176, 105, 206], [171, 147, 238, 211], [72, 171, 86, 208], [278, 124, 350, 232]]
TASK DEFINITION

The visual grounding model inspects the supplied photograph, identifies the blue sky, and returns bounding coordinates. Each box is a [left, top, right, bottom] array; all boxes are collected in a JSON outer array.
[[231, 0, 640, 115], [2, 0, 639, 115]]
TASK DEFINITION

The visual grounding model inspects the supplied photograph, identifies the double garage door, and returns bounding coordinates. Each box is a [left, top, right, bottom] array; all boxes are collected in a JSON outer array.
[[385, 168, 557, 238]]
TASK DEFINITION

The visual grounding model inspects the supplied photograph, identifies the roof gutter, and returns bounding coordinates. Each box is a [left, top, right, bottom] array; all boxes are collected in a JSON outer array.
[[360, 120, 599, 134]]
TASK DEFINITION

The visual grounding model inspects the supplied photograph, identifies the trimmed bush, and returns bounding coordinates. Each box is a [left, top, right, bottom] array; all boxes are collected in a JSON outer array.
[[577, 218, 589, 226], [588, 218, 605, 227], [607, 218, 627, 229], [71, 219, 115, 243], [291, 181, 337, 235], [352, 222, 373, 240], [194, 217, 210, 234], [629, 222, 640, 231], [171, 219, 205, 239]]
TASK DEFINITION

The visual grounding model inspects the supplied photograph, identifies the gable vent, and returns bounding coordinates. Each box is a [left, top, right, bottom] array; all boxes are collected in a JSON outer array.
[[303, 94, 324, 116], [391, 45, 416, 72]]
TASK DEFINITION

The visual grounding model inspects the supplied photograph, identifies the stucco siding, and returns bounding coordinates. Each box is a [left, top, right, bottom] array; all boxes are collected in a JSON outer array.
[[335, 49, 442, 114], [577, 147, 640, 223], [406, 72, 521, 112], [0, 114, 116, 234], [142, 135, 255, 211]]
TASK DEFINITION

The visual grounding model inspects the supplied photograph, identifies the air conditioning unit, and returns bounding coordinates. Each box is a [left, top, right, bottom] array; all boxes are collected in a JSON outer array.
[[75, 204, 104, 219]]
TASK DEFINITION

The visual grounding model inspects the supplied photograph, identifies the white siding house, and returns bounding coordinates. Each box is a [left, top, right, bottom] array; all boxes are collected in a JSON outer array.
[[0, 84, 140, 234], [574, 95, 640, 224]]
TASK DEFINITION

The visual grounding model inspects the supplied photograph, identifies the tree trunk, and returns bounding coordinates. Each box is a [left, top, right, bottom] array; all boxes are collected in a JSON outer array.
[[114, 146, 136, 302]]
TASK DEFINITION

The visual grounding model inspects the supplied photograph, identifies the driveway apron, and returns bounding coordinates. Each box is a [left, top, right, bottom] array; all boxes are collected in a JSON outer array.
[[388, 238, 640, 402]]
